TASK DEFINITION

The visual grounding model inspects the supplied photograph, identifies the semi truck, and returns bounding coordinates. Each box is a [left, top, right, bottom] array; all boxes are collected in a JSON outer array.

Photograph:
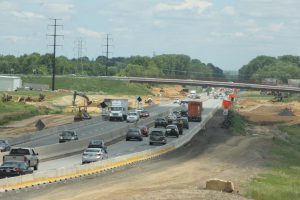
[[108, 99, 129, 121], [187, 101, 203, 122]]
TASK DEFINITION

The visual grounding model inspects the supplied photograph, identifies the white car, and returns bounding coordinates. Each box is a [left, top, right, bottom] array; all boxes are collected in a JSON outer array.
[[127, 111, 139, 123], [82, 148, 107, 164], [136, 107, 144, 114]]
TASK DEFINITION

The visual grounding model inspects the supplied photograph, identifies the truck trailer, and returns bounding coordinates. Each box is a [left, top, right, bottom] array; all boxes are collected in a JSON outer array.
[[187, 101, 203, 122]]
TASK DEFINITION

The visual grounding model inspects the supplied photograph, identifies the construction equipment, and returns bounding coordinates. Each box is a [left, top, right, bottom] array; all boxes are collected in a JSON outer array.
[[1, 93, 12, 102], [72, 91, 92, 122]]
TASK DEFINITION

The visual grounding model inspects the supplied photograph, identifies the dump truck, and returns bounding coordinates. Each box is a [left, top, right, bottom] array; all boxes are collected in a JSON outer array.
[[109, 99, 129, 121], [188, 101, 203, 122]]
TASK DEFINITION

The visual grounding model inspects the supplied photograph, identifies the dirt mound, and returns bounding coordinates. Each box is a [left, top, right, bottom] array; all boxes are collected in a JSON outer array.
[[278, 108, 295, 116]]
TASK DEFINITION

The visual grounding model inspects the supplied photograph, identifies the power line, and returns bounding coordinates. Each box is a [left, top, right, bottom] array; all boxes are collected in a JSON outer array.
[[47, 18, 63, 91], [103, 34, 113, 76]]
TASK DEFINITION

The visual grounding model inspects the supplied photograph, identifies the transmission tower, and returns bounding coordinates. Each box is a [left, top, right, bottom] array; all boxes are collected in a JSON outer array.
[[47, 18, 63, 91], [74, 38, 86, 75], [102, 34, 113, 76]]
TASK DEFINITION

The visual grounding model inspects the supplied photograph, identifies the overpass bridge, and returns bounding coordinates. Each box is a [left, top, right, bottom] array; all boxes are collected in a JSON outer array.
[[113, 77, 300, 93]]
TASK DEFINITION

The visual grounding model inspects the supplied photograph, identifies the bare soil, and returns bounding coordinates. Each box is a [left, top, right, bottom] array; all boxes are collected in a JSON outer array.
[[237, 99, 300, 125], [1, 110, 274, 200]]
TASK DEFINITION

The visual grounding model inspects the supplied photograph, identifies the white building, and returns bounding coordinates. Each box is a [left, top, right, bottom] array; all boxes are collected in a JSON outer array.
[[0, 76, 22, 91]]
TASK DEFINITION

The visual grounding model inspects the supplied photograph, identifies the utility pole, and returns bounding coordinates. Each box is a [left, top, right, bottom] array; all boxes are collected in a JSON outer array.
[[47, 18, 63, 91], [103, 34, 113, 76]]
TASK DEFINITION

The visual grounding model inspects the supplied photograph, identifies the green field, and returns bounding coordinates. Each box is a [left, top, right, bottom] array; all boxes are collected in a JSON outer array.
[[247, 124, 300, 200], [22, 76, 152, 95], [0, 102, 48, 125]]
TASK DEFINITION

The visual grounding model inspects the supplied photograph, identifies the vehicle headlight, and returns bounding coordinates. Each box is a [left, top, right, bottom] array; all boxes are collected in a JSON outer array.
[[71, 137, 75, 139], [166, 129, 171, 131], [59, 136, 63, 139]]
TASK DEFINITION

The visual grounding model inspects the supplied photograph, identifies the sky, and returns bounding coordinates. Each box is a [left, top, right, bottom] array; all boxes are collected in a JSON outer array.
[[0, 0, 300, 70]]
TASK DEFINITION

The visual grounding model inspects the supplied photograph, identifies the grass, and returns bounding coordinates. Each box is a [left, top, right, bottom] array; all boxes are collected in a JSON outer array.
[[247, 124, 300, 200], [22, 76, 152, 95], [0, 101, 49, 125], [228, 110, 247, 135]]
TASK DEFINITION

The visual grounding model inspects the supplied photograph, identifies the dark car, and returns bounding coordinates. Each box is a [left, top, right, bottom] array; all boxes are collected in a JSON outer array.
[[138, 125, 149, 137], [59, 131, 78, 143], [139, 110, 150, 118], [180, 110, 188, 117], [172, 119, 183, 135], [180, 117, 189, 129], [126, 128, 143, 141], [88, 140, 107, 153], [149, 129, 167, 145], [154, 117, 168, 128], [0, 140, 11, 152], [172, 111, 181, 118], [0, 161, 33, 178], [165, 125, 179, 138]]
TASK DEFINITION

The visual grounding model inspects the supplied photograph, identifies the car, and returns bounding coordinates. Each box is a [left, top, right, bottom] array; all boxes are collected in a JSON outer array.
[[180, 117, 189, 129], [88, 140, 107, 153], [59, 130, 78, 143], [149, 129, 167, 145], [166, 113, 177, 124], [126, 128, 143, 141], [136, 107, 144, 114], [172, 111, 181, 118], [173, 99, 180, 104], [138, 125, 149, 137], [0, 140, 11, 152], [0, 161, 33, 178], [172, 119, 183, 135], [139, 110, 150, 118], [82, 148, 107, 164], [165, 125, 179, 138], [154, 117, 168, 128], [127, 111, 139, 123]]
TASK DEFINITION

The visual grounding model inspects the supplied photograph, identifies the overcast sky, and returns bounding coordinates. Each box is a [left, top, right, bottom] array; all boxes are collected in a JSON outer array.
[[0, 0, 300, 70]]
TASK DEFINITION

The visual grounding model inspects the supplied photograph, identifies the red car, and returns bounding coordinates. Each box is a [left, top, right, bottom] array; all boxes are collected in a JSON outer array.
[[139, 110, 150, 118], [138, 125, 149, 137]]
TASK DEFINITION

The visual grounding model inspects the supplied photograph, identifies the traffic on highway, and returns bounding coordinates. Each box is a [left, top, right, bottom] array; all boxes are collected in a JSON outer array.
[[0, 95, 220, 179]]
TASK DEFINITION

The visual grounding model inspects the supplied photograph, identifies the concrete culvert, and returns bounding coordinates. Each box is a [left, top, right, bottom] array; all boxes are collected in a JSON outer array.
[[205, 179, 234, 193]]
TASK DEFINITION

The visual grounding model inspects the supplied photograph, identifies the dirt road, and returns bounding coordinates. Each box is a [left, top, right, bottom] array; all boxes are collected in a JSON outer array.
[[1, 111, 272, 200]]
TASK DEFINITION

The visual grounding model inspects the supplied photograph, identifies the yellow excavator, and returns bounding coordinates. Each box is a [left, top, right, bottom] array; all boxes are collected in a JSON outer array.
[[72, 91, 93, 122]]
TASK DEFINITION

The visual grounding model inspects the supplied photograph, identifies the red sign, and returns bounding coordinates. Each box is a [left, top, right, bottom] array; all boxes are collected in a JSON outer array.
[[223, 100, 231, 109]]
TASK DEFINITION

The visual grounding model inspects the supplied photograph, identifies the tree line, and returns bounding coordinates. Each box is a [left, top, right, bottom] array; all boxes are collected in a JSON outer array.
[[239, 55, 300, 83], [0, 53, 224, 80]]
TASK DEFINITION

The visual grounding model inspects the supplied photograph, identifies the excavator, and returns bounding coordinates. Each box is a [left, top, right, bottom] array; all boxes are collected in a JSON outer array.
[[72, 91, 93, 122]]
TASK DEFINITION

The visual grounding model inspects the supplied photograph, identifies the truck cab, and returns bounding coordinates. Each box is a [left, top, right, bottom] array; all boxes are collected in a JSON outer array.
[[109, 99, 128, 121]]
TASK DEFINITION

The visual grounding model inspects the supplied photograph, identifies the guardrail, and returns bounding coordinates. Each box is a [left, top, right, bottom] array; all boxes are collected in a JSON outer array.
[[0, 101, 220, 192]]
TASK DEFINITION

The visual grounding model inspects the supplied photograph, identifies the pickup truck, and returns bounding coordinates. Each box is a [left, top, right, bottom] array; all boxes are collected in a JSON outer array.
[[3, 148, 39, 170]]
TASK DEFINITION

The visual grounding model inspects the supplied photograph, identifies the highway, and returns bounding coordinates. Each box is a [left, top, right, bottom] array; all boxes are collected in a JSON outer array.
[[14, 102, 178, 148], [38, 98, 220, 171]]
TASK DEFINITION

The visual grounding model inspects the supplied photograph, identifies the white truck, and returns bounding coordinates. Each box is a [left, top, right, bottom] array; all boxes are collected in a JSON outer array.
[[109, 99, 129, 121], [3, 147, 39, 170]]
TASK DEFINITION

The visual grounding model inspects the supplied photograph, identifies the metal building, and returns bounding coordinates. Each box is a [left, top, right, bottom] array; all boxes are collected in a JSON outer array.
[[0, 76, 22, 91]]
